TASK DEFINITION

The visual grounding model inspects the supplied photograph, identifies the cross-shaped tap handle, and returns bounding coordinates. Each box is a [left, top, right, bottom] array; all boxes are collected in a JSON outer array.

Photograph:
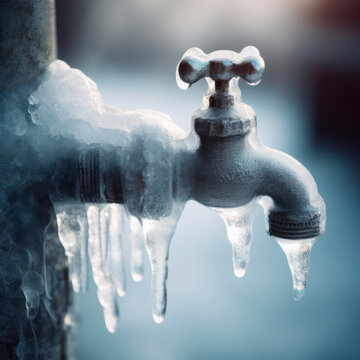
[[176, 46, 265, 90]]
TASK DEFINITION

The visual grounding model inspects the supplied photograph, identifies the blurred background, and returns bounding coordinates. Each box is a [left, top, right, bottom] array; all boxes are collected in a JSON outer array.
[[55, 1, 360, 359]]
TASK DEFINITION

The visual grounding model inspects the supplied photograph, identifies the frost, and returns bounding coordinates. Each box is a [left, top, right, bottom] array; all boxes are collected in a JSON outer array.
[[28, 60, 186, 147]]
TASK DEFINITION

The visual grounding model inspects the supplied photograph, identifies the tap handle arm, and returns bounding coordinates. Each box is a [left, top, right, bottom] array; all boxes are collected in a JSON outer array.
[[176, 46, 265, 90]]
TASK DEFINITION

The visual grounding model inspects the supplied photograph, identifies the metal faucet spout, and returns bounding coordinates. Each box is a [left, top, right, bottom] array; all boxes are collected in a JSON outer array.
[[256, 147, 326, 239]]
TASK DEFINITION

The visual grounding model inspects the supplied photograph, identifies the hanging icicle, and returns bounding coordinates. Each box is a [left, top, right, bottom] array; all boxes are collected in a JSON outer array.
[[129, 215, 145, 282], [54, 204, 88, 293], [108, 204, 127, 297], [141, 206, 183, 323], [276, 237, 317, 301], [215, 202, 255, 278]]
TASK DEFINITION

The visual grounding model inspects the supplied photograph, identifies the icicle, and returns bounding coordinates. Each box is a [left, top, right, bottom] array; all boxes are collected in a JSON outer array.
[[43, 217, 55, 300], [142, 207, 182, 324], [22, 289, 40, 320], [42, 297, 57, 322], [99, 205, 110, 262], [54, 204, 88, 293], [108, 204, 126, 297], [129, 215, 145, 282], [79, 213, 88, 293], [276, 237, 317, 301], [21, 271, 44, 320], [215, 202, 255, 278], [87, 205, 119, 333]]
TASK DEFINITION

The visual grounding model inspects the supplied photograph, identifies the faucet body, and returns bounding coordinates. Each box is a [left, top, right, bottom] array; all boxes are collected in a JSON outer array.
[[173, 48, 325, 239], [72, 47, 325, 240], [190, 131, 260, 208]]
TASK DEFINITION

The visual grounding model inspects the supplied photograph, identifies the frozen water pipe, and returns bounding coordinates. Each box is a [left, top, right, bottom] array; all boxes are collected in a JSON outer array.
[[0, 1, 326, 359]]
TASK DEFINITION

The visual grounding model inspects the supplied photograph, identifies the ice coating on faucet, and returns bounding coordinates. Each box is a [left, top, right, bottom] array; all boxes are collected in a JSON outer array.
[[238, 46, 263, 86], [215, 202, 255, 278], [25, 59, 188, 330], [1, 2, 329, 352], [28, 60, 185, 146], [176, 47, 205, 90], [176, 46, 265, 89], [43, 58, 323, 326], [129, 215, 145, 282], [276, 237, 317, 301], [5, 49, 325, 345]]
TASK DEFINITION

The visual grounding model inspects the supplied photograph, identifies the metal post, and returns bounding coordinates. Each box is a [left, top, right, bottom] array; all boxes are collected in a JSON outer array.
[[0, 1, 72, 359], [0, 0, 56, 93]]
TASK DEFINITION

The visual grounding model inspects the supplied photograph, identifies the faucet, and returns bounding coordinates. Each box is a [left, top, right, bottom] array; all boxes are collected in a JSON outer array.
[[75, 47, 325, 238], [175, 48, 326, 294], [63, 47, 326, 322], [176, 47, 325, 240]]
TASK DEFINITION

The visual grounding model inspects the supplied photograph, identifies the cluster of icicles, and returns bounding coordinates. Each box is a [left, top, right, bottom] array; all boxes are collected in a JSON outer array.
[[216, 202, 317, 302], [53, 202, 181, 331], [19, 202, 317, 332], [21, 200, 316, 333]]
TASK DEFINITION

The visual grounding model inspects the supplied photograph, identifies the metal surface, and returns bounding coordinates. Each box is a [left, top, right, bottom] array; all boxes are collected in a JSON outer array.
[[177, 48, 325, 239], [0, 0, 56, 93], [0, 3, 70, 359]]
